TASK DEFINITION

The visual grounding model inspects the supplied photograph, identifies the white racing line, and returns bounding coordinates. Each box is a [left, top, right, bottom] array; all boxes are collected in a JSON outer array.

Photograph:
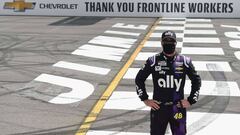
[[32, 23, 148, 105]]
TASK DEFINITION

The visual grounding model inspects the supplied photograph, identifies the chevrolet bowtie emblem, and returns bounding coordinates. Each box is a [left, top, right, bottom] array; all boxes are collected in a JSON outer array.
[[4, 0, 36, 12]]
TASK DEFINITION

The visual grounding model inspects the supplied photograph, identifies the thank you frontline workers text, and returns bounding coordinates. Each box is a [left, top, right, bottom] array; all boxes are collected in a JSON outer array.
[[85, 2, 233, 13]]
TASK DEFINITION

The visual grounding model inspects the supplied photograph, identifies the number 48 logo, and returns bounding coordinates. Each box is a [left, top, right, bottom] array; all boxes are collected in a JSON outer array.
[[174, 113, 183, 120]]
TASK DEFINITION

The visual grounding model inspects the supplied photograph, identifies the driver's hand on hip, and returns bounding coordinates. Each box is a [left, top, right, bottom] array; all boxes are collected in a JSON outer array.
[[143, 99, 160, 110]]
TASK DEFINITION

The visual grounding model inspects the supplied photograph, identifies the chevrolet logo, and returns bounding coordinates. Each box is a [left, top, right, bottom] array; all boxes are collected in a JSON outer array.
[[4, 0, 36, 12], [175, 67, 183, 71]]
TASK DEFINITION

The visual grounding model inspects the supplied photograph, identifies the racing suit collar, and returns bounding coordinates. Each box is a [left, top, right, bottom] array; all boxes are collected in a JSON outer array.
[[162, 52, 178, 62]]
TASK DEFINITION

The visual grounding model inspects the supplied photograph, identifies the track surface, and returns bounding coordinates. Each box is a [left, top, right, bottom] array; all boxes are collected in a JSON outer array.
[[0, 16, 240, 135]]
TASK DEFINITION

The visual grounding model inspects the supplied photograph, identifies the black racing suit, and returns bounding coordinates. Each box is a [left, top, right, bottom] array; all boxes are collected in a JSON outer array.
[[135, 52, 201, 135]]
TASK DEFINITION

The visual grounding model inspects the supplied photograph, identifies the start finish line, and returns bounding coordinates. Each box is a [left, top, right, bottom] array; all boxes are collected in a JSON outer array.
[[0, 0, 239, 18]]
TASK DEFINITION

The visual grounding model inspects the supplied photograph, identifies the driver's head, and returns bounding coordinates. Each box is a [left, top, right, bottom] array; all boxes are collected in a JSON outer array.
[[161, 30, 177, 55]]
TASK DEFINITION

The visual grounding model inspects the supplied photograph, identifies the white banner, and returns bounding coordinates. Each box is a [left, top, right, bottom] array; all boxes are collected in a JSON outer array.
[[0, 0, 239, 18]]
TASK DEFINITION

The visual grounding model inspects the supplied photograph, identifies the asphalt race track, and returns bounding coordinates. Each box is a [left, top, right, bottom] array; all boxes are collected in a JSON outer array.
[[0, 16, 240, 135]]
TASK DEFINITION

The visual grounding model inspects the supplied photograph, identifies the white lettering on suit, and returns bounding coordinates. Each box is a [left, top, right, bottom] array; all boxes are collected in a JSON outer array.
[[158, 75, 182, 92]]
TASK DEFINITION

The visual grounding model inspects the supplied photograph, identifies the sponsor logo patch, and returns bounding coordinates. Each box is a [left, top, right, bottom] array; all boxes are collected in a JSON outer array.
[[175, 67, 183, 71], [161, 67, 170, 70], [159, 71, 166, 74], [155, 66, 161, 71], [158, 75, 182, 92], [175, 62, 183, 66], [175, 66, 184, 74], [158, 61, 167, 66]]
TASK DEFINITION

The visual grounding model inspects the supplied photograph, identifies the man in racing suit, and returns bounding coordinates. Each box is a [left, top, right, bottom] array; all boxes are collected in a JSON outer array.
[[135, 30, 201, 135]]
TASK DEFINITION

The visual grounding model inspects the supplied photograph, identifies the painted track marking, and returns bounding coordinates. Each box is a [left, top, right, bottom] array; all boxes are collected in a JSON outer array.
[[75, 18, 161, 135]]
